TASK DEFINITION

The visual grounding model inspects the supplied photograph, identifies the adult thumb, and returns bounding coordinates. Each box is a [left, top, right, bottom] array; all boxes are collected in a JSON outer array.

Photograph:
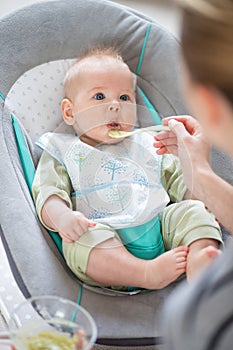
[[168, 119, 188, 140]]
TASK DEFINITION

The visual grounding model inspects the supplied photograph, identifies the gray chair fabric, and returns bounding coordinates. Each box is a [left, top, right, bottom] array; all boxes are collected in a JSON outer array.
[[0, 0, 231, 347]]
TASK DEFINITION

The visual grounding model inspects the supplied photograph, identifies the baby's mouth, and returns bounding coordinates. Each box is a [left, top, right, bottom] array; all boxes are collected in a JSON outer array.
[[106, 122, 121, 130]]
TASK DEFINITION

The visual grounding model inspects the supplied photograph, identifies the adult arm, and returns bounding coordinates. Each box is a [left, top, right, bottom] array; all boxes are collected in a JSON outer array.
[[154, 115, 233, 233]]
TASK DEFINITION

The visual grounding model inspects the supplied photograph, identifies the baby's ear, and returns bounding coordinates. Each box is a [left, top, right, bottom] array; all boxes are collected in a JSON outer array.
[[61, 98, 75, 125]]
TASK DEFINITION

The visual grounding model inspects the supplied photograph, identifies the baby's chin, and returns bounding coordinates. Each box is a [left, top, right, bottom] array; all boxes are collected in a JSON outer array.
[[104, 136, 123, 145], [79, 133, 122, 147]]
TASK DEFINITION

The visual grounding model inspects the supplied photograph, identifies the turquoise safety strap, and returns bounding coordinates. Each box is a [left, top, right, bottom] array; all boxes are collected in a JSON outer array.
[[0, 92, 5, 102], [0, 93, 5, 111], [136, 23, 162, 125], [138, 87, 162, 125], [70, 284, 83, 324], [11, 114, 35, 192], [117, 216, 165, 260], [77, 284, 83, 305], [47, 231, 63, 255], [136, 23, 152, 75]]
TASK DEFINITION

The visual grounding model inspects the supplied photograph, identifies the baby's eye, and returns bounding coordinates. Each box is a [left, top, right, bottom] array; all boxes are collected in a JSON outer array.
[[120, 94, 130, 101], [94, 93, 105, 100]]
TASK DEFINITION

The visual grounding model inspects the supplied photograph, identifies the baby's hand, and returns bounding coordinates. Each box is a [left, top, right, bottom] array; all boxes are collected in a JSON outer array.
[[57, 211, 96, 243]]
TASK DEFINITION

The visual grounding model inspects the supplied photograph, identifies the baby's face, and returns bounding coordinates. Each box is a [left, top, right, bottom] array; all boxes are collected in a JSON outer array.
[[68, 57, 136, 146]]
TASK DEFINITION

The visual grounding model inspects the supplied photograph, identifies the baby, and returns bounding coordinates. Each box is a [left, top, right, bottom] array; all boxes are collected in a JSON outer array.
[[32, 47, 222, 290]]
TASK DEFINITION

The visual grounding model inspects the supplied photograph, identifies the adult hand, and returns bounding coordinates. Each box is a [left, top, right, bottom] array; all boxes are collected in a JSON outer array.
[[154, 115, 211, 193]]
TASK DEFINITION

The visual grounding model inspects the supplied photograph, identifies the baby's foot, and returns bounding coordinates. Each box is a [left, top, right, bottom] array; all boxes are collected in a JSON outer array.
[[144, 246, 188, 289], [187, 245, 221, 281]]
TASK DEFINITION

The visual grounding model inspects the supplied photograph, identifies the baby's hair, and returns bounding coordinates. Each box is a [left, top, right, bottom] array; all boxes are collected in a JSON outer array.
[[77, 46, 124, 63], [63, 46, 128, 99]]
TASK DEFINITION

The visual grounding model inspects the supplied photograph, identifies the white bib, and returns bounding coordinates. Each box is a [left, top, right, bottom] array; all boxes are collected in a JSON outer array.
[[37, 132, 169, 229]]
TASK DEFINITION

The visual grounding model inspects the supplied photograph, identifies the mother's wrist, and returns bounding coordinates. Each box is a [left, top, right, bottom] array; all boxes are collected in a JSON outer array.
[[193, 163, 213, 200]]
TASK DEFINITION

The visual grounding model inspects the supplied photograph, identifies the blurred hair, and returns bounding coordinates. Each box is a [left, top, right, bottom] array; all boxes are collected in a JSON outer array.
[[177, 0, 233, 104]]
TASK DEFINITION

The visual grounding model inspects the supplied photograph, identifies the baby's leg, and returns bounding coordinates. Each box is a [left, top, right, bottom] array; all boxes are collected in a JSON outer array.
[[63, 223, 188, 289], [161, 200, 223, 281], [87, 239, 188, 290]]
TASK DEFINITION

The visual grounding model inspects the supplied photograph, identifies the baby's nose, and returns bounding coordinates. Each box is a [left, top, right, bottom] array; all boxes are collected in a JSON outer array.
[[108, 101, 120, 112]]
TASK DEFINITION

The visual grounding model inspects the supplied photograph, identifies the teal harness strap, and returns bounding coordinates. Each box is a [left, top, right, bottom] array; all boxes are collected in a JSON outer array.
[[0, 93, 5, 111], [11, 114, 35, 192], [136, 23, 152, 76], [117, 216, 165, 260], [77, 284, 83, 305], [138, 87, 162, 125], [136, 23, 162, 126], [0, 92, 5, 102]]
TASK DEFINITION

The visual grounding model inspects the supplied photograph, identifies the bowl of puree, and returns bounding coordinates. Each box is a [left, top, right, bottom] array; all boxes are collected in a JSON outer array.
[[7, 295, 97, 350]]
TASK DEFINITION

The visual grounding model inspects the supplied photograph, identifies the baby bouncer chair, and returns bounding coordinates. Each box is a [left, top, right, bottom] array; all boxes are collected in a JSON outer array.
[[0, 0, 232, 348]]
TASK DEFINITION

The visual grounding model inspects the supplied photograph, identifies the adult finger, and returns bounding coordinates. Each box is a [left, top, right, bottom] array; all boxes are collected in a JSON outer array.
[[168, 119, 190, 141], [155, 144, 178, 156], [155, 131, 177, 141]]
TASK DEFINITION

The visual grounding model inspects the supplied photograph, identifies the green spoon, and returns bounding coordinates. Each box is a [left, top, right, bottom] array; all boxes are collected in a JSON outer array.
[[108, 125, 170, 138]]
